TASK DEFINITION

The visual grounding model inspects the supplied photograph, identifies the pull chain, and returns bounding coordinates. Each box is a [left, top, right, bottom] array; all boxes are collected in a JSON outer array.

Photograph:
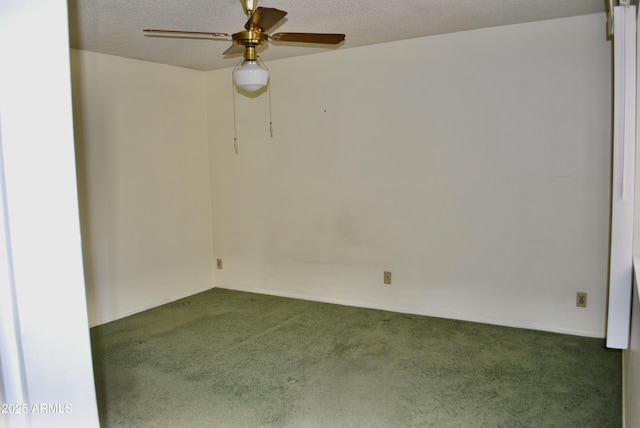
[[232, 60, 241, 154], [268, 83, 274, 138], [258, 56, 274, 138], [232, 82, 238, 154]]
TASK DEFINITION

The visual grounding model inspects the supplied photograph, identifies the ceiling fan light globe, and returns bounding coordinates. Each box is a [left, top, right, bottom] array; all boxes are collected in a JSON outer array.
[[233, 61, 269, 92]]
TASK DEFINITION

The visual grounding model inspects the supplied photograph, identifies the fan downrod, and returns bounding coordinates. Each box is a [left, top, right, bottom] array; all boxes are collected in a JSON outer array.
[[241, 0, 259, 17]]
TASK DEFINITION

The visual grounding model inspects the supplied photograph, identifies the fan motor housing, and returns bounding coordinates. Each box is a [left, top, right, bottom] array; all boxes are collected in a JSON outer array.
[[232, 31, 268, 46], [232, 31, 269, 61]]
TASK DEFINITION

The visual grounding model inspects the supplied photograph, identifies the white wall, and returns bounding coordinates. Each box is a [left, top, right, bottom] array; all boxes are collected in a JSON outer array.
[[0, 1, 99, 426], [206, 14, 612, 337], [70, 50, 214, 326]]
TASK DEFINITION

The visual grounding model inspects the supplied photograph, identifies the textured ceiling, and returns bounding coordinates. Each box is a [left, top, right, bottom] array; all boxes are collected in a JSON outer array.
[[67, 0, 607, 71]]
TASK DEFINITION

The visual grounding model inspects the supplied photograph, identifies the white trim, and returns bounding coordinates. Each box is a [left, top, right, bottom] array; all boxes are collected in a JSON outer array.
[[216, 285, 606, 338], [623, 348, 627, 428], [607, 4, 637, 349]]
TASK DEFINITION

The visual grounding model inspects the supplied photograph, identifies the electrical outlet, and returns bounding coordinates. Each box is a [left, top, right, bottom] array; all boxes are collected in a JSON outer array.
[[384, 271, 392, 285], [576, 292, 587, 308], [216, 259, 223, 269]]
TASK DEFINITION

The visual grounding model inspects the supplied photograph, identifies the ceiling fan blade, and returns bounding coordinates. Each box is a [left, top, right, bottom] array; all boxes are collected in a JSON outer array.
[[223, 44, 244, 56], [144, 29, 231, 39], [245, 7, 287, 33], [270, 32, 345, 45]]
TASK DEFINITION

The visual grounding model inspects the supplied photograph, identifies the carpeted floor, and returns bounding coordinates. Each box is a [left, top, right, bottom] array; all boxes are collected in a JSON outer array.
[[90, 288, 621, 427]]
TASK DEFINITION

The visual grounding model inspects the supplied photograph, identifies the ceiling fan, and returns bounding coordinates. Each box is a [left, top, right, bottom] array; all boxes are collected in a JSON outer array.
[[144, 0, 345, 92]]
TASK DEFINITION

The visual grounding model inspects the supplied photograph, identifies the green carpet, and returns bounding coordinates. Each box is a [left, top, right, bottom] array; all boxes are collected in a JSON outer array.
[[90, 288, 621, 427]]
